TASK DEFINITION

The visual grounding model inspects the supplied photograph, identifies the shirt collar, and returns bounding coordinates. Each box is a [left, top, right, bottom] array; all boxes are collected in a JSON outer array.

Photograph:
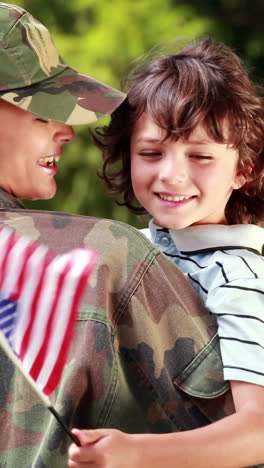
[[149, 219, 264, 255], [0, 188, 24, 210]]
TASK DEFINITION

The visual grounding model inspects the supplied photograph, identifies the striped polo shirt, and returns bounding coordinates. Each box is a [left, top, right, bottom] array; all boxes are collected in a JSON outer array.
[[141, 222, 264, 386]]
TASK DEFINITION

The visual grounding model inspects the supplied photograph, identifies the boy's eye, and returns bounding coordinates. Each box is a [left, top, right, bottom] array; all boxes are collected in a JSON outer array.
[[190, 154, 213, 160]]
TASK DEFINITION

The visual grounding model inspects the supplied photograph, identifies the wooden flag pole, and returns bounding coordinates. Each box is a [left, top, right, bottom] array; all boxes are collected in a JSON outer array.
[[0, 331, 80, 446]]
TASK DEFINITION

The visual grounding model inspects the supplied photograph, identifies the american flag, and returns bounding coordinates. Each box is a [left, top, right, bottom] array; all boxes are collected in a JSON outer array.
[[0, 225, 97, 396]]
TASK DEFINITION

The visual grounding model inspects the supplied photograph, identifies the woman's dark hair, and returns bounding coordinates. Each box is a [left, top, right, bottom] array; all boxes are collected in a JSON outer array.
[[93, 37, 264, 225]]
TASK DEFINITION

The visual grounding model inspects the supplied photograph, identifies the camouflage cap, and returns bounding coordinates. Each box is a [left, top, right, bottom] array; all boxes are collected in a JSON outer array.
[[0, 3, 126, 125]]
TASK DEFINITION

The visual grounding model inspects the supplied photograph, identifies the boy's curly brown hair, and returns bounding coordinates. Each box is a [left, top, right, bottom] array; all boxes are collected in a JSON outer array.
[[93, 37, 264, 225]]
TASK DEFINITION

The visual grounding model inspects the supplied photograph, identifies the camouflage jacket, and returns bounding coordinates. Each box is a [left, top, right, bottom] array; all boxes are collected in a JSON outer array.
[[0, 192, 261, 468]]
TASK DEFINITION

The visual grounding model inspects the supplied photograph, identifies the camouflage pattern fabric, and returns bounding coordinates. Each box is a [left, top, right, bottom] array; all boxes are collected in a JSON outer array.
[[0, 196, 261, 467], [0, 3, 125, 124]]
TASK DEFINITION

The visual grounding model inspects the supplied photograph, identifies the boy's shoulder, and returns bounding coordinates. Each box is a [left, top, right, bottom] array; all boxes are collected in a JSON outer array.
[[207, 247, 264, 285], [170, 224, 264, 257]]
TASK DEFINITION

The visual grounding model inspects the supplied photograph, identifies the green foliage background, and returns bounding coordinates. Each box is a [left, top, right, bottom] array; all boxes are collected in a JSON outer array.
[[14, 0, 264, 228]]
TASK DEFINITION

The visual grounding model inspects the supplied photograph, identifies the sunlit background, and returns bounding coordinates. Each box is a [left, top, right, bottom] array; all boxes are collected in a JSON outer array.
[[14, 0, 264, 228]]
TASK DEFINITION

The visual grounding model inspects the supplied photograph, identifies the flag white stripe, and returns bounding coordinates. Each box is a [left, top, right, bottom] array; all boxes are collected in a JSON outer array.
[[1, 236, 30, 296], [12, 245, 49, 351], [0, 228, 14, 272], [22, 253, 71, 371], [36, 265, 78, 388], [36, 249, 91, 389]]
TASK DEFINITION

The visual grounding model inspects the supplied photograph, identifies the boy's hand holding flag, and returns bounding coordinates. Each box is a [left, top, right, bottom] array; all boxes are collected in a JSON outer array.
[[0, 224, 98, 445]]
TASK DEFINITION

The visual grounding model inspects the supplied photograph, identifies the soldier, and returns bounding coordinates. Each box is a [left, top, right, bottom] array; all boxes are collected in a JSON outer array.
[[0, 2, 125, 202], [0, 3, 233, 468]]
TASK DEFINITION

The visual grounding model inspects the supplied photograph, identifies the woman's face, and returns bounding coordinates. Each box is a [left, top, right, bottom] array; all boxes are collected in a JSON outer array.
[[0, 100, 74, 199]]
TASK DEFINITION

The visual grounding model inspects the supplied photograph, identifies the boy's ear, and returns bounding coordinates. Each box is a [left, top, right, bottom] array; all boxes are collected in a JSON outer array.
[[233, 170, 247, 190]]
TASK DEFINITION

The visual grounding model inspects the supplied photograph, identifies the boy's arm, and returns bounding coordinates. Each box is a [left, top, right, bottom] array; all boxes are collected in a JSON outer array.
[[68, 381, 264, 468]]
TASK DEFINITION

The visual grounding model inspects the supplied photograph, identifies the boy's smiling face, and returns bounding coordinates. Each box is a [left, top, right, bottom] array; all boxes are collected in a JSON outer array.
[[130, 113, 246, 229], [0, 100, 74, 200]]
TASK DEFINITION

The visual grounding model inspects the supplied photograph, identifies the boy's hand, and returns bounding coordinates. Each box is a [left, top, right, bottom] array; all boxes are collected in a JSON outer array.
[[68, 428, 139, 468], [68, 382, 264, 468]]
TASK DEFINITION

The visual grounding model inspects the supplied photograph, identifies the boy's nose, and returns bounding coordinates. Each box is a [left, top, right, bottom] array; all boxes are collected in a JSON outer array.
[[159, 155, 187, 184]]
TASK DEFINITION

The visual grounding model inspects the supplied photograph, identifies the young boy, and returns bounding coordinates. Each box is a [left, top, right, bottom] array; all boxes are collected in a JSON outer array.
[[69, 38, 264, 467], [0, 2, 125, 203]]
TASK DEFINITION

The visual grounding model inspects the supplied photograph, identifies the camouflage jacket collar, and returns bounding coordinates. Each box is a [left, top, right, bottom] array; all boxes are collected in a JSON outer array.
[[0, 188, 24, 210]]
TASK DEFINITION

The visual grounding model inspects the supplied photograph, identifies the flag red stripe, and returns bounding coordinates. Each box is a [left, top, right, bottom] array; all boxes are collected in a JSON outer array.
[[0, 231, 16, 289], [42, 254, 97, 394], [19, 250, 54, 360], [10, 242, 40, 301], [29, 258, 72, 381]]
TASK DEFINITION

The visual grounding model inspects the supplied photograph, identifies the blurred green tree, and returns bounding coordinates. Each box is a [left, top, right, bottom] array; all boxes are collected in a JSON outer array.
[[177, 0, 264, 81], [13, 0, 263, 227]]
